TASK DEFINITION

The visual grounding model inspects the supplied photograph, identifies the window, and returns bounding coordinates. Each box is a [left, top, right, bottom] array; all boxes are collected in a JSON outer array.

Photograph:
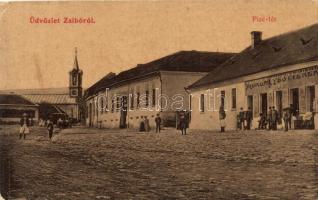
[[221, 90, 225, 108], [152, 89, 156, 107], [189, 94, 192, 111], [145, 90, 149, 107], [111, 99, 114, 113], [72, 75, 77, 86], [116, 96, 120, 112], [100, 98, 104, 114], [137, 92, 140, 108], [105, 95, 108, 112], [200, 94, 205, 112], [130, 92, 134, 110], [231, 88, 236, 109]]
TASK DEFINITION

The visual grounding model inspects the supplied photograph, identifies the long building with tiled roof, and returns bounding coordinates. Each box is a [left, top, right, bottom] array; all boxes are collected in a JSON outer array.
[[1, 49, 84, 122], [187, 23, 318, 131], [0, 93, 39, 123], [84, 50, 236, 129]]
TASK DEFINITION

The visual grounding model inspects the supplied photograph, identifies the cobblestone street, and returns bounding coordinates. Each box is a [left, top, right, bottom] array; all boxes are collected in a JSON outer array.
[[1, 125, 318, 199]]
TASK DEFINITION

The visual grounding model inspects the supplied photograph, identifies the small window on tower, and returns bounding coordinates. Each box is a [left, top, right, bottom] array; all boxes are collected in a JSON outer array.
[[72, 75, 77, 86]]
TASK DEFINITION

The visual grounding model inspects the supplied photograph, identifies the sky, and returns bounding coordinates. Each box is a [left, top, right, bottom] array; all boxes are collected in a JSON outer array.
[[0, 0, 317, 90]]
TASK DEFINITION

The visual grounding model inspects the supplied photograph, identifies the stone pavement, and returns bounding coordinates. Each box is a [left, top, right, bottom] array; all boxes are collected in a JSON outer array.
[[1, 125, 318, 199]]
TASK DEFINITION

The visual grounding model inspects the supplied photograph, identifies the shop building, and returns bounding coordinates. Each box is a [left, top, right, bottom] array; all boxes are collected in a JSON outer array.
[[187, 23, 318, 130]]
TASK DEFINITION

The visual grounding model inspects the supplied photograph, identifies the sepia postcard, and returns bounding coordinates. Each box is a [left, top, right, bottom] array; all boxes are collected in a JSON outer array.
[[1, 0, 318, 199]]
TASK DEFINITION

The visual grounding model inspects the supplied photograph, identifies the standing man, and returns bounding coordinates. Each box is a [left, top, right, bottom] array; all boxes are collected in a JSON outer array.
[[139, 116, 145, 132], [283, 108, 290, 132], [267, 107, 272, 130], [239, 107, 245, 130], [19, 113, 30, 140], [219, 106, 226, 132], [179, 111, 188, 135], [47, 119, 54, 140], [155, 114, 161, 133], [288, 104, 294, 130], [144, 116, 150, 132], [246, 107, 253, 130], [271, 106, 278, 130]]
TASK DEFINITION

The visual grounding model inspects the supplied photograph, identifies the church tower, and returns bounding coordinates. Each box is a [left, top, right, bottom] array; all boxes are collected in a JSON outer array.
[[69, 47, 83, 101]]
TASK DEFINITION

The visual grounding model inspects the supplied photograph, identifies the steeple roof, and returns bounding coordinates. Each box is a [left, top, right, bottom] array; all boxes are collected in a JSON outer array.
[[73, 47, 79, 70], [70, 47, 82, 74]]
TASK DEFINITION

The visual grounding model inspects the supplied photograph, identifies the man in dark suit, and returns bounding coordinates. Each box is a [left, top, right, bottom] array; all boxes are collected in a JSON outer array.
[[267, 107, 272, 130], [271, 106, 278, 130], [246, 107, 253, 130], [155, 114, 162, 133], [239, 107, 245, 130], [47, 120, 54, 140]]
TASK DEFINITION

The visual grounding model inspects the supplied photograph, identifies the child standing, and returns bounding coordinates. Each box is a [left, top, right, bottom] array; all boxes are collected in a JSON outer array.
[[47, 120, 54, 140]]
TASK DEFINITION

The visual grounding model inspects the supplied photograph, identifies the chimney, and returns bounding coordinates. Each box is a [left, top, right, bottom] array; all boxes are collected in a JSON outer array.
[[251, 31, 262, 48]]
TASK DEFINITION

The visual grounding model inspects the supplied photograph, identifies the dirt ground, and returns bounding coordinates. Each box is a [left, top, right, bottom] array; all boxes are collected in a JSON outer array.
[[1, 125, 318, 200]]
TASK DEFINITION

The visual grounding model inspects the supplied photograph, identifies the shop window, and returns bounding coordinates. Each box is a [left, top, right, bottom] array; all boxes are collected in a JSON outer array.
[[260, 93, 267, 116], [306, 86, 315, 112], [290, 88, 299, 114]]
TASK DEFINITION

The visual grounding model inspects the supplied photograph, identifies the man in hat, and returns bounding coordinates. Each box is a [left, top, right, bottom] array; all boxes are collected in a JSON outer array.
[[47, 119, 54, 140], [246, 107, 253, 130], [19, 113, 30, 139], [155, 113, 162, 133], [144, 116, 150, 132], [283, 108, 291, 132], [179, 111, 188, 135], [238, 107, 245, 130], [267, 107, 273, 130], [271, 106, 278, 130]]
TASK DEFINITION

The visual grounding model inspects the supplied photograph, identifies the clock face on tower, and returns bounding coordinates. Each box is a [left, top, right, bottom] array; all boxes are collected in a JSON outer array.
[[71, 89, 78, 97]]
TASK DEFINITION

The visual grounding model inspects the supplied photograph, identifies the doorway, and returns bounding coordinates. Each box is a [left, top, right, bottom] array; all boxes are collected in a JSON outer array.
[[290, 88, 299, 113], [89, 103, 92, 127], [120, 96, 128, 128], [276, 91, 282, 120], [247, 95, 253, 117], [260, 93, 267, 116], [306, 86, 315, 112]]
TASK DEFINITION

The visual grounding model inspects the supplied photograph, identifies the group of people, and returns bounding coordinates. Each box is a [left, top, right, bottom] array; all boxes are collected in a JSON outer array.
[[237, 107, 253, 131], [19, 113, 55, 140], [139, 112, 189, 135], [258, 106, 280, 130], [139, 114, 162, 133], [178, 111, 189, 135]]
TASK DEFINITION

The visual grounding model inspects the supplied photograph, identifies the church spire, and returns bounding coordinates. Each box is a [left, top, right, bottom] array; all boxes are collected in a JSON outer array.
[[73, 47, 79, 70]]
